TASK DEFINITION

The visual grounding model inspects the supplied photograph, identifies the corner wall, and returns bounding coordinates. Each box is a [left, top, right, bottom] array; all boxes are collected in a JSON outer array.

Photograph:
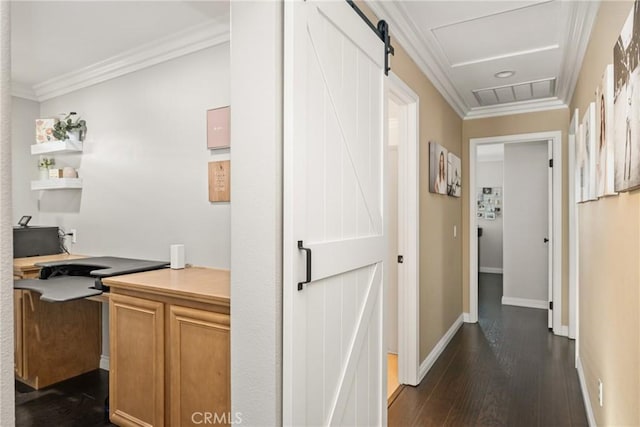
[[569, 2, 640, 425]]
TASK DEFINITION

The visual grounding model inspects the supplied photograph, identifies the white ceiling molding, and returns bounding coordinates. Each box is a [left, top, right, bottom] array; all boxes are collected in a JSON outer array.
[[464, 97, 567, 121], [11, 81, 37, 101], [366, 0, 600, 120], [368, 1, 467, 118], [556, 0, 601, 104], [31, 20, 229, 102]]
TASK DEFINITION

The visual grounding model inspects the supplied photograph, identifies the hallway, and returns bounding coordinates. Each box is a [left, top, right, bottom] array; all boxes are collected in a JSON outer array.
[[388, 273, 588, 426]]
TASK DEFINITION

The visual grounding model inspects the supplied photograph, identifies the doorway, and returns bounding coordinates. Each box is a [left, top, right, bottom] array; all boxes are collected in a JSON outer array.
[[468, 131, 564, 335], [386, 73, 420, 391]]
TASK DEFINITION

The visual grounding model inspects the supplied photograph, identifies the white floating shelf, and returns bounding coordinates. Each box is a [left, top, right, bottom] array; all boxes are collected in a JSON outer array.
[[31, 140, 83, 155], [31, 178, 83, 191]]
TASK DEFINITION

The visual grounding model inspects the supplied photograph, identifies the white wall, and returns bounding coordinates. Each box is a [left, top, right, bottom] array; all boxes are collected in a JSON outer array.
[[230, 2, 282, 425], [0, 2, 15, 422], [34, 44, 230, 268], [11, 96, 39, 224], [477, 159, 503, 271], [503, 141, 549, 303]]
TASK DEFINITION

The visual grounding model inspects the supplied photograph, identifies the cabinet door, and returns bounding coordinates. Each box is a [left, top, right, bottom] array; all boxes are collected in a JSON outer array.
[[14, 290, 23, 377], [169, 305, 230, 427], [110, 294, 165, 427]]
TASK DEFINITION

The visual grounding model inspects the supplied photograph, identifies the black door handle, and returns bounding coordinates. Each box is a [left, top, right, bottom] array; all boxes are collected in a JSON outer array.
[[544, 238, 549, 243], [298, 240, 312, 291]]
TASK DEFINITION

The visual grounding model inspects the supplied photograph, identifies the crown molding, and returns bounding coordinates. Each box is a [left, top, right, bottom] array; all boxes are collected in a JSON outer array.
[[367, 1, 467, 118], [464, 97, 568, 120], [30, 20, 229, 102], [557, 0, 601, 105], [11, 81, 38, 101]]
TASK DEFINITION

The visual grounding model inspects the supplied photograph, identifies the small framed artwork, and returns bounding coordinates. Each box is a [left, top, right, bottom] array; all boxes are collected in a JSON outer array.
[[207, 106, 230, 149], [477, 212, 484, 219], [208, 160, 231, 202], [485, 212, 496, 220], [482, 187, 492, 194], [447, 152, 462, 197], [429, 142, 448, 195]]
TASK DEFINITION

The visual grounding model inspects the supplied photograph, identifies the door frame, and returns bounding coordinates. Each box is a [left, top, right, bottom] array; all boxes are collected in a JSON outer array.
[[387, 72, 420, 386], [568, 109, 579, 347], [468, 131, 564, 335]]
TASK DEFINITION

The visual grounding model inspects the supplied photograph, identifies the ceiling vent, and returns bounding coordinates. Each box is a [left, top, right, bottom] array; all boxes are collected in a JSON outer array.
[[472, 77, 557, 106]]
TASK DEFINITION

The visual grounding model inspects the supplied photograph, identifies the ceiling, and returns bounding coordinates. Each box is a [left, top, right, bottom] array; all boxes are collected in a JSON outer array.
[[367, 0, 600, 119], [11, 1, 229, 95]]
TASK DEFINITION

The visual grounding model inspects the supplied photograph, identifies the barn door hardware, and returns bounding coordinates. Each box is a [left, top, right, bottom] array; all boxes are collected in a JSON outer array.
[[345, 0, 395, 75], [297, 240, 312, 291]]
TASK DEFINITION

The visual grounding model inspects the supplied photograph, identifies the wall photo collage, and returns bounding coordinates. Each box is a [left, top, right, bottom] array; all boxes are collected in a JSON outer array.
[[476, 187, 502, 220]]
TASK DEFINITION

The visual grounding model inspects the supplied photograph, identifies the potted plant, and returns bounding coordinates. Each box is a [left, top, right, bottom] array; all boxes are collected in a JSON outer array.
[[52, 112, 87, 142], [38, 157, 55, 180]]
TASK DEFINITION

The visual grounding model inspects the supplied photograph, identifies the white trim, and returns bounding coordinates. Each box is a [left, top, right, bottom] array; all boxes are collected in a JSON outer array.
[[388, 71, 420, 387], [367, 1, 466, 118], [11, 82, 37, 101], [30, 21, 229, 102], [365, 2, 597, 120], [464, 98, 567, 121], [556, 325, 569, 337], [418, 314, 464, 382], [99, 355, 110, 371], [557, 1, 601, 104], [479, 267, 503, 274], [568, 109, 579, 342], [469, 131, 563, 333], [463, 312, 473, 323], [501, 296, 548, 310], [577, 357, 598, 427]]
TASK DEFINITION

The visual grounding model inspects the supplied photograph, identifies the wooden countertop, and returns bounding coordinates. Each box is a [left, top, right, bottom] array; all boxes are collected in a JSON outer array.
[[14, 254, 86, 276], [103, 267, 230, 307]]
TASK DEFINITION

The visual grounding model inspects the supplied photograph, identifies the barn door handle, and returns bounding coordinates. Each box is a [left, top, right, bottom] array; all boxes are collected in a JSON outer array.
[[544, 238, 549, 243], [298, 240, 312, 291]]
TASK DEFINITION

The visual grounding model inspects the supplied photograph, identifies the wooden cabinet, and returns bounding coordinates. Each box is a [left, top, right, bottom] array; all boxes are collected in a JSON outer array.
[[110, 294, 165, 427], [169, 306, 230, 426], [106, 267, 230, 427], [13, 254, 101, 389]]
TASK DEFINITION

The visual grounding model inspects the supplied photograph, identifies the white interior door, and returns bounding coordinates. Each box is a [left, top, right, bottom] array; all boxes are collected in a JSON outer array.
[[284, 1, 387, 426]]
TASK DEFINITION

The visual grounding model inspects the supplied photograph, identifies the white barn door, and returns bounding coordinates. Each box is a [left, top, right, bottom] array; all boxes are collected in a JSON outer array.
[[284, 1, 387, 426]]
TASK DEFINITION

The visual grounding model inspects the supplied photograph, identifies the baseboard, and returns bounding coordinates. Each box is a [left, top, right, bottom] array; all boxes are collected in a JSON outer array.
[[501, 296, 547, 310], [576, 357, 597, 427], [555, 325, 569, 337], [463, 312, 473, 323], [100, 355, 110, 371], [418, 314, 464, 383], [479, 267, 503, 274]]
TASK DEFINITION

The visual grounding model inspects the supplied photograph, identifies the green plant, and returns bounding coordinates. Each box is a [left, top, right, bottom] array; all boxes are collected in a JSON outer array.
[[52, 112, 87, 141], [38, 157, 55, 169]]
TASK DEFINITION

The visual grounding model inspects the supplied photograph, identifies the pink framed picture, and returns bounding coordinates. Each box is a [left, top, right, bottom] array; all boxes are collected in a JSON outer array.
[[207, 106, 230, 149]]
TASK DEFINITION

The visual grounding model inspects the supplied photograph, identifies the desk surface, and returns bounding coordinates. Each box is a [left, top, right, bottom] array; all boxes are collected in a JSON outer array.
[[14, 253, 85, 276], [104, 267, 230, 307]]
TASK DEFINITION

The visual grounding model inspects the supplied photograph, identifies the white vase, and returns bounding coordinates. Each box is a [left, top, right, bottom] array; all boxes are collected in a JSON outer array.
[[39, 169, 49, 180], [67, 132, 78, 142]]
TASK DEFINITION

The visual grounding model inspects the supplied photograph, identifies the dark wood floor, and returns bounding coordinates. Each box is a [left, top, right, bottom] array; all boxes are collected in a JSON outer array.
[[389, 273, 588, 427], [15, 369, 113, 427]]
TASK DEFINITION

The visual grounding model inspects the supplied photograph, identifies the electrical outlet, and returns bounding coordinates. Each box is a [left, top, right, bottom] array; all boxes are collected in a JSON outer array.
[[598, 379, 603, 407], [70, 229, 77, 244]]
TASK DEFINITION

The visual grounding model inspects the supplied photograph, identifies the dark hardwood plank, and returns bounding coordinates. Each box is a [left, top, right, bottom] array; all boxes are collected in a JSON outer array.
[[389, 273, 588, 427]]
